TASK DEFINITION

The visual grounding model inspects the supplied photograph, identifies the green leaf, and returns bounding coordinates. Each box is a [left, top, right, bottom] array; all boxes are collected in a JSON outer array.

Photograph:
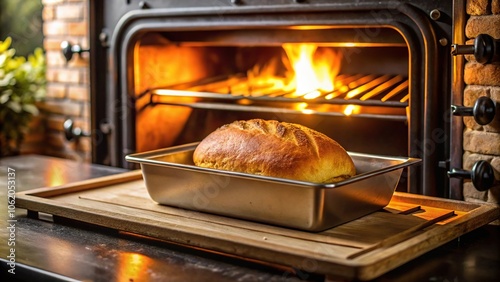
[[22, 103, 38, 115], [0, 91, 11, 104], [0, 53, 6, 67], [7, 101, 21, 113], [0, 36, 46, 151], [0, 37, 12, 53], [0, 72, 14, 86]]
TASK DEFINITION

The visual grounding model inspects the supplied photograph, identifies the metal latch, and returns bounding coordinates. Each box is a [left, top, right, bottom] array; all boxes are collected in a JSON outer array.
[[451, 96, 496, 125], [451, 34, 500, 64], [60, 41, 90, 63], [448, 160, 495, 192]]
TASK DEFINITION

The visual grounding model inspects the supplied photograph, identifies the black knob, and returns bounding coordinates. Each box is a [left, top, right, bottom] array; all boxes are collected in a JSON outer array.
[[60, 41, 90, 62], [451, 34, 500, 64], [474, 34, 499, 64], [452, 96, 496, 125], [63, 118, 90, 141], [448, 160, 495, 191]]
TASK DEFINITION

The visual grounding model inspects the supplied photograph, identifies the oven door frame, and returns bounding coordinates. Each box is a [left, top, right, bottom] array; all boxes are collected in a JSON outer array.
[[91, 1, 451, 197]]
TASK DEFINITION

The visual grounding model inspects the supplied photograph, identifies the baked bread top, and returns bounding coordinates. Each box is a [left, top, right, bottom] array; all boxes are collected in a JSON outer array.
[[193, 119, 356, 183]]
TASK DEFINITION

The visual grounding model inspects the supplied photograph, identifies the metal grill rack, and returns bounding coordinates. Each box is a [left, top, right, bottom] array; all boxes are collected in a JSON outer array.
[[138, 74, 409, 120]]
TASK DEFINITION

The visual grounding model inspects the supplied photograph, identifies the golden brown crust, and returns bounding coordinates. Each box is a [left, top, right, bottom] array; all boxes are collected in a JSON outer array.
[[193, 119, 356, 183]]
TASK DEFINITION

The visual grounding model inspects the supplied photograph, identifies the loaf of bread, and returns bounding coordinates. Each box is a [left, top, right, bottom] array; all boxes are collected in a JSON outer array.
[[193, 119, 356, 183]]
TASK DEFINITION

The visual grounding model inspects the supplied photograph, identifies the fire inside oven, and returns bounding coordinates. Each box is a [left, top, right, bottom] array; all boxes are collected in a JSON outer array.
[[133, 28, 410, 161], [89, 1, 454, 199], [103, 1, 451, 197]]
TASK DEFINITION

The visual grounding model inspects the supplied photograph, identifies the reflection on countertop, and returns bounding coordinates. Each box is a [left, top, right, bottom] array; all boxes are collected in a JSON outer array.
[[0, 154, 129, 191], [0, 154, 498, 281]]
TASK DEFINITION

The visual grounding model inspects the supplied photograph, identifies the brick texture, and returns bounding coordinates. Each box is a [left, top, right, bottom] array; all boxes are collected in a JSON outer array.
[[43, 21, 67, 36], [465, 14, 500, 38], [19, 116, 45, 155], [38, 100, 82, 116], [45, 84, 66, 99], [42, 6, 54, 21], [464, 62, 500, 86], [55, 4, 84, 20], [42, 0, 64, 4], [68, 85, 89, 101], [464, 129, 500, 155], [493, 0, 500, 14], [463, 1, 500, 205], [467, 0, 490, 15], [45, 50, 66, 67], [36, 0, 91, 161], [46, 115, 66, 131], [56, 68, 82, 84], [68, 22, 88, 36]]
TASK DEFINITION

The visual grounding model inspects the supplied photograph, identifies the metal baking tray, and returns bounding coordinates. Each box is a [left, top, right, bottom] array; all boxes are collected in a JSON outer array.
[[126, 143, 421, 231]]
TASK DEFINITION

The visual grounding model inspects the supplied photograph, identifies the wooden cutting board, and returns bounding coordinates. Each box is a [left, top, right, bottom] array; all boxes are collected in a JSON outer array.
[[16, 170, 499, 281]]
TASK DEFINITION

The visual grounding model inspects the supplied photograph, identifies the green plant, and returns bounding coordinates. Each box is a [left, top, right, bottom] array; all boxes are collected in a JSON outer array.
[[0, 37, 46, 156]]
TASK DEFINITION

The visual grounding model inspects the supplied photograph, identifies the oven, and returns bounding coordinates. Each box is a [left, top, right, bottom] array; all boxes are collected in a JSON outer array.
[[76, 0, 497, 199]]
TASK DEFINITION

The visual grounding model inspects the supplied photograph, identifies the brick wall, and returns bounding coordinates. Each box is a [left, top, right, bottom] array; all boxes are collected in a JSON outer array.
[[463, 0, 500, 204], [36, 0, 91, 161]]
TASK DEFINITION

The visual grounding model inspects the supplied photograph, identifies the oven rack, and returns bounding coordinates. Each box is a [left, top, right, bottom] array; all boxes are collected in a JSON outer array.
[[137, 74, 409, 121]]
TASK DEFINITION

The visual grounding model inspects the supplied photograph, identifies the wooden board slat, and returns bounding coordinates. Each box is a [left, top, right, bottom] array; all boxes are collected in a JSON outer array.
[[15, 171, 500, 281]]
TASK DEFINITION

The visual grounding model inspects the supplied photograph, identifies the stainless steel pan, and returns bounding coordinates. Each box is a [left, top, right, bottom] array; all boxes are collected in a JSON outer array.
[[126, 143, 421, 231]]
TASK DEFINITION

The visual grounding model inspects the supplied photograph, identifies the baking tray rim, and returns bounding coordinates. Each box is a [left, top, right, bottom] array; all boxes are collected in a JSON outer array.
[[125, 142, 422, 188]]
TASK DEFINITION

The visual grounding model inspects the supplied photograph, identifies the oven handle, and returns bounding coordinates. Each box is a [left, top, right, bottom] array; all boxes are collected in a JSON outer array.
[[60, 41, 90, 63], [63, 118, 91, 141], [447, 160, 495, 192], [451, 34, 500, 64], [451, 96, 496, 125]]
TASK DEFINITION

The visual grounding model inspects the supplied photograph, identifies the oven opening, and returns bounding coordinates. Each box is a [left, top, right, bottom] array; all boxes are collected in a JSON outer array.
[[132, 27, 411, 189]]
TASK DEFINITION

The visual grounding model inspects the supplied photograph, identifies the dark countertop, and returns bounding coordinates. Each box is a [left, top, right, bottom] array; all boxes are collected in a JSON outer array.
[[0, 155, 499, 282]]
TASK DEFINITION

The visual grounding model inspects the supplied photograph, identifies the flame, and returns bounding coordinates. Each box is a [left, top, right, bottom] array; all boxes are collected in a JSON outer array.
[[282, 44, 342, 96], [242, 44, 342, 99]]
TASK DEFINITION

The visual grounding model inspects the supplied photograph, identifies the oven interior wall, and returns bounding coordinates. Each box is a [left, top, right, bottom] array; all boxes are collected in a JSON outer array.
[[133, 32, 409, 181]]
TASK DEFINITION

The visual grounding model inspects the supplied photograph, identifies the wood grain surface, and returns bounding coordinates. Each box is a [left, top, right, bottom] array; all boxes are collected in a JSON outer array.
[[16, 171, 500, 281]]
